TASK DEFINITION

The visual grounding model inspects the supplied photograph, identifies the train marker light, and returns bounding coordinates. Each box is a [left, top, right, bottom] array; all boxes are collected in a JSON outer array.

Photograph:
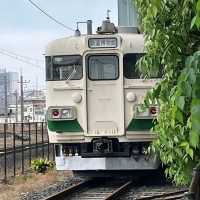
[[52, 109, 60, 118], [134, 104, 159, 118], [48, 106, 76, 121], [149, 106, 157, 115]]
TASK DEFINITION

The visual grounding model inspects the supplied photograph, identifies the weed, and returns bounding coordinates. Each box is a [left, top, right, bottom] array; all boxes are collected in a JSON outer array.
[[31, 158, 54, 173]]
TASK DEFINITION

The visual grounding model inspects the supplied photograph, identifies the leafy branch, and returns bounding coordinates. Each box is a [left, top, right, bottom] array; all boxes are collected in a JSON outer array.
[[134, 0, 200, 184]]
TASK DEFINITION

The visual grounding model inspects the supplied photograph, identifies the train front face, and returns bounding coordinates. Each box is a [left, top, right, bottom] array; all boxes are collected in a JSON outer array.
[[45, 33, 160, 172]]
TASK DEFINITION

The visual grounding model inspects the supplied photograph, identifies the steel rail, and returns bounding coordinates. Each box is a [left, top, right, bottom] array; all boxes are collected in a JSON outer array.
[[136, 189, 188, 200], [104, 180, 133, 200], [161, 194, 184, 200], [43, 180, 92, 200], [43, 179, 133, 200]]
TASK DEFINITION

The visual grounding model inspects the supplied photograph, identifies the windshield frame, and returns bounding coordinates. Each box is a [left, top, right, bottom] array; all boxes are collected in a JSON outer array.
[[45, 55, 83, 81], [87, 54, 119, 81]]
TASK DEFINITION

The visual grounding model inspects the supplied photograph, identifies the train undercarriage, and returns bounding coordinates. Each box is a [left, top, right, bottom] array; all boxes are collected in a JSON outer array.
[[54, 138, 160, 172]]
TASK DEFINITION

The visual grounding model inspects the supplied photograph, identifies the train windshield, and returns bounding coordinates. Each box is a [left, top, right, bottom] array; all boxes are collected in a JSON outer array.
[[46, 55, 82, 81], [123, 53, 162, 79], [88, 55, 119, 80]]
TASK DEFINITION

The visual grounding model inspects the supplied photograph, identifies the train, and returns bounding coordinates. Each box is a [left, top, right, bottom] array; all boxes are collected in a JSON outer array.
[[45, 16, 161, 176]]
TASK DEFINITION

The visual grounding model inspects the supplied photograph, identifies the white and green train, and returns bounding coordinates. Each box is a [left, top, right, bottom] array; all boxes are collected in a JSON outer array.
[[45, 18, 160, 174]]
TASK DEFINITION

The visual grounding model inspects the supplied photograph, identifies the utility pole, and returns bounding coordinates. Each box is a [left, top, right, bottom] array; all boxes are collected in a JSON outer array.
[[20, 74, 24, 123], [18, 72, 29, 123], [4, 71, 8, 123], [36, 76, 38, 97], [14, 90, 18, 122]]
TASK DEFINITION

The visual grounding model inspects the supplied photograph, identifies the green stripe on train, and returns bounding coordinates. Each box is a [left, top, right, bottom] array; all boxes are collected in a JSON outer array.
[[127, 119, 155, 131], [47, 120, 83, 132]]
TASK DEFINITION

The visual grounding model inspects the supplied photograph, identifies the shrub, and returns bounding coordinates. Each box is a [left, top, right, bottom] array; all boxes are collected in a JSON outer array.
[[31, 158, 54, 173]]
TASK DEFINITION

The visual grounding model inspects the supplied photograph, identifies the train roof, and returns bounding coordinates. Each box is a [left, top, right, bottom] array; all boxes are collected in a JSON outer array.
[[45, 33, 144, 56]]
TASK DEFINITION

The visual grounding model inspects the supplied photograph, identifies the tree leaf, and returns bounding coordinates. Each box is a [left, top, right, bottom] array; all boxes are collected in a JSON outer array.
[[195, 15, 200, 29], [189, 131, 199, 148], [191, 16, 197, 29], [175, 109, 184, 123], [176, 96, 185, 111], [180, 142, 189, 147], [191, 99, 200, 115], [187, 148, 194, 159], [191, 116, 200, 133], [196, 0, 200, 12]]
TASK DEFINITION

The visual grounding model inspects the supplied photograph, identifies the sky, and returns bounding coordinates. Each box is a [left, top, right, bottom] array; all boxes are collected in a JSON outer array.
[[0, 0, 118, 90]]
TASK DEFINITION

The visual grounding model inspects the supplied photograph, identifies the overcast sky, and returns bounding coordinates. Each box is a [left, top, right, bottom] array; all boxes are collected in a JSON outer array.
[[0, 0, 118, 89]]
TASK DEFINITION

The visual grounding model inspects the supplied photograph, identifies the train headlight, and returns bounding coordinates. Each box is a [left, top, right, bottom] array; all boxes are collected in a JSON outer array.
[[48, 106, 76, 121], [61, 108, 75, 120]]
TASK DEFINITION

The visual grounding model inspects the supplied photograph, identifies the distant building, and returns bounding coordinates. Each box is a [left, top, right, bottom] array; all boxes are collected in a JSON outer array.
[[1, 89, 46, 123], [24, 91, 46, 122], [0, 69, 19, 116]]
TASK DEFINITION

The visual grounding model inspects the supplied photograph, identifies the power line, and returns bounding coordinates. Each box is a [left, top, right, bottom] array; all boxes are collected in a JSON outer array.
[[0, 48, 43, 63], [0, 50, 43, 69], [27, 0, 75, 32]]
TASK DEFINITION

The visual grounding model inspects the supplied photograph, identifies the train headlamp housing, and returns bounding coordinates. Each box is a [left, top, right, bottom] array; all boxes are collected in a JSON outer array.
[[48, 106, 76, 121], [134, 105, 159, 118]]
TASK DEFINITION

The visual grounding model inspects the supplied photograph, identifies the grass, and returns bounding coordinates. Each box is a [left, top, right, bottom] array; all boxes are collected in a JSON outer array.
[[0, 170, 73, 200]]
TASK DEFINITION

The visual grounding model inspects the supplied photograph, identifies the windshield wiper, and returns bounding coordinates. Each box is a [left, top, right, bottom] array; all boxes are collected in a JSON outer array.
[[67, 64, 77, 80]]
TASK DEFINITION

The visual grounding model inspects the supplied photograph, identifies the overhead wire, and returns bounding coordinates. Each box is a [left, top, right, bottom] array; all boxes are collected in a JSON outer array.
[[0, 49, 43, 69], [0, 1, 75, 70], [27, 0, 75, 32], [0, 48, 43, 63]]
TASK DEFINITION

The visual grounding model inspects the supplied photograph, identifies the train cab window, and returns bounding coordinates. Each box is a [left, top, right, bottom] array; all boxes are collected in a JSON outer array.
[[46, 56, 53, 80], [123, 53, 163, 79], [46, 55, 82, 81], [88, 55, 119, 80], [123, 53, 144, 79]]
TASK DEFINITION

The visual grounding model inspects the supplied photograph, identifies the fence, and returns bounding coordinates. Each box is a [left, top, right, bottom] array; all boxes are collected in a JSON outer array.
[[0, 122, 54, 182]]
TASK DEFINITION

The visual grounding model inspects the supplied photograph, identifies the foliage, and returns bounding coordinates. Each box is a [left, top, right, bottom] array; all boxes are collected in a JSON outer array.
[[31, 158, 54, 173], [134, 0, 200, 185]]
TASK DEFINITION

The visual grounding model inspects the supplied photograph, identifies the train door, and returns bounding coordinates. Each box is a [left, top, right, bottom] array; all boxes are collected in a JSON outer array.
[[86, 54, 124, 136]]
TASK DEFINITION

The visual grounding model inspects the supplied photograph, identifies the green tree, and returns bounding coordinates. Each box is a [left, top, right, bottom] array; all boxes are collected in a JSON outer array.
[[134, 0, 200, 185]]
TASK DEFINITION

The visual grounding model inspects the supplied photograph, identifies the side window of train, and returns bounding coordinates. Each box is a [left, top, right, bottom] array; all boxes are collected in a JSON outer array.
[[88, 55, 119, 80], [45, 56, 53, 81], [123, 53, 144, 79], [123, 53, 163, 79], [46, 55, 83, 81]]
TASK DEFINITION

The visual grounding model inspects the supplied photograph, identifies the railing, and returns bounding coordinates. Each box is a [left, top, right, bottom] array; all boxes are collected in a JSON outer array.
[[0, 122, 54, 182]]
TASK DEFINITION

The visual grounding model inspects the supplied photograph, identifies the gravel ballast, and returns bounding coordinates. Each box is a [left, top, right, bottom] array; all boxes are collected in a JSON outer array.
[[20, 177, 82, 200]]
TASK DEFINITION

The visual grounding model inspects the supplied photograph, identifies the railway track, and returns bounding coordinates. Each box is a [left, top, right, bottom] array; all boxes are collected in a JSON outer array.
[[43, 178, 188, 200], [44, 178, 133, 200], [134, 189, 188, 200]]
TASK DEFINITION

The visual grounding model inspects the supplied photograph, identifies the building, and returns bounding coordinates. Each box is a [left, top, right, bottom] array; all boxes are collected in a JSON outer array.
[[0, 69, 19, 116], [1, 89, 46, 123], [24, 91, 46, 122], [0, 69, 46, 123]]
